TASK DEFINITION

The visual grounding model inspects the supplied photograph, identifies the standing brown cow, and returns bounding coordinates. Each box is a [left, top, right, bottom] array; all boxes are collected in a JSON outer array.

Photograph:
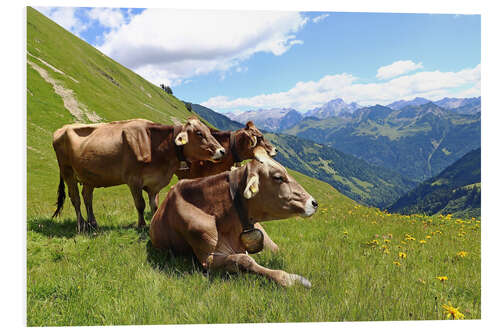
[[52, 117, 225, 231], [175, 121, 280, 252], [150, 147, 318, 287]]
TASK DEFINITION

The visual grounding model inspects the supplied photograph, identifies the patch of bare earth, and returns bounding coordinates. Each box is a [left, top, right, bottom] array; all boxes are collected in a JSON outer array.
[[27, 52, 79, 83], [27, 59, 102, 123]]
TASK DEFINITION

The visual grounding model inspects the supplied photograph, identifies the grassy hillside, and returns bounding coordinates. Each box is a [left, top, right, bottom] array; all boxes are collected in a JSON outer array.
[[285, 103, 481, 181], [27, 7, 197, 212], [191, 104, 416, 208], [27, 7, 480, 325], [388, 149, 481, 218]]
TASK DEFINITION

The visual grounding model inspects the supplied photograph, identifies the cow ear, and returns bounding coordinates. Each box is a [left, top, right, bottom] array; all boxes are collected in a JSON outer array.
[[243, 174, 260, 199], [123, 126, 152, 163], [175, 131, 189, 146], [245, 121, 255, 130]]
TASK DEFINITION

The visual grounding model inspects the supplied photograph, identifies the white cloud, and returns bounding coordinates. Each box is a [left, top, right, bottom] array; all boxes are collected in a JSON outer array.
[[96, 9, 308, 86], [376, 60, 423, 80], [35, 7, 88, 36], [312, 14, 329, 24], [203, 64, 481, 112], [87, 8, 125, 29]]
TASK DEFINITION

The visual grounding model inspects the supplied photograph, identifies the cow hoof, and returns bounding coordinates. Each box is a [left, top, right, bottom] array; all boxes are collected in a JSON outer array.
[[89, 220, 98, 229], [289, 274, 312, 288]]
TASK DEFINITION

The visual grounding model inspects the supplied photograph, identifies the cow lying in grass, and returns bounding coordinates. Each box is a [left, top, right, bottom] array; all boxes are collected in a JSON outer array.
[[150, 147, 318, 287], [175, 121, 280, 253], [52, 117, 225, 231]]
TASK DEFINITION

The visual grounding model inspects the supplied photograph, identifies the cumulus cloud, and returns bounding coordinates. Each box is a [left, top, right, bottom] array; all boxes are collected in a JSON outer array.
[[312, 14, 329, 23], [376, 60, 423, 80], [87, 8, 126, 29], [35, 7, 88, 36], [203, 64, 481, 112], [95, 9, 308, 86]]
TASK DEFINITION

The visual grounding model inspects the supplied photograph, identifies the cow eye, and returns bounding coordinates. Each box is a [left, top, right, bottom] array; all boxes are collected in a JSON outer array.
[[196, 131, 203, 136], [273, 175, 284, 183]]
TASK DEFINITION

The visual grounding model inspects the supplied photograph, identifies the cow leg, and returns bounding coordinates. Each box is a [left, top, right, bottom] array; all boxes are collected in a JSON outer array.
[[82, 185, 98, 229], [65, 174, 86, 233], [146, 190, 159, 214], [254, 223, 279, 253], [128, 184, 146, 227], [209, 253, 311, 288]]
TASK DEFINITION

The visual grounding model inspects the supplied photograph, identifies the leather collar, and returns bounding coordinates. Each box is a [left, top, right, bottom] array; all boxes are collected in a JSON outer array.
[[228, 168, 253, 231]]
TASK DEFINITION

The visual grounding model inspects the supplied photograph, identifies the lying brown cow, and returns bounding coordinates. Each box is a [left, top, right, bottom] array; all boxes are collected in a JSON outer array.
[[150, 147, 318, 287], [175, 121, 280, 252], [52, 117, 225, 231]]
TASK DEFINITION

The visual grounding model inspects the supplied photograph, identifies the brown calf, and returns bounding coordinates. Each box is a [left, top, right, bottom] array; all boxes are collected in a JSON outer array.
[[150, 147, 318, 287], [52, 117, 225, 231]]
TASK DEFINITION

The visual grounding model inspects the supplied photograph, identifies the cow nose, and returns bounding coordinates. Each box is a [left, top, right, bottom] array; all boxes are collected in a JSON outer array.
[[213, 148, 225, 161], [312, 199, 318, 208]]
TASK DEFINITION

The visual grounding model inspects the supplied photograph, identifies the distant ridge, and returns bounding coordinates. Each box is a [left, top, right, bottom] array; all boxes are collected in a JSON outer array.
[[387, 148, 480, 218]]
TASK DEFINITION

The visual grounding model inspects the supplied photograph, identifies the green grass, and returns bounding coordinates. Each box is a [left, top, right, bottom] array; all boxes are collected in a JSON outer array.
[[27, 169, 481, 325], [26, 6, 480, 326]]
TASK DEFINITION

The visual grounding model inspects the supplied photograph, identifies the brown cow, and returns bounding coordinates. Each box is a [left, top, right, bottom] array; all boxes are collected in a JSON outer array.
[[52, 117, 225, 231], [175, 121, 280, 252], [150, 147, 318, 287], [175, 121, 277, 179]]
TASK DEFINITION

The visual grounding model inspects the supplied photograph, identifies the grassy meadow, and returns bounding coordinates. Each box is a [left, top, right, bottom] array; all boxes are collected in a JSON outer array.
[[28, 168, 481, 325], [26, 6, 480, 326]]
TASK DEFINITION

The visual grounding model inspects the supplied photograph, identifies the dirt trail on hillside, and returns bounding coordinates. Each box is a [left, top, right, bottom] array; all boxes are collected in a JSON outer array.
[[27, 52, 79, 83], [28, 59, 101, 123]]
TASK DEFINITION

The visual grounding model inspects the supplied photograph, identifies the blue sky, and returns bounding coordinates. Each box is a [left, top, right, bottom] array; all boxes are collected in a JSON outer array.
[[36, 7, 480, 113]]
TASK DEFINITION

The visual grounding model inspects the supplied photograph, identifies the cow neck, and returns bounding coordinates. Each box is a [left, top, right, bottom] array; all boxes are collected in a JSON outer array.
[[230, 131, 242, 164], [172, 125, 188, 167], [228, 167, 254, 231]]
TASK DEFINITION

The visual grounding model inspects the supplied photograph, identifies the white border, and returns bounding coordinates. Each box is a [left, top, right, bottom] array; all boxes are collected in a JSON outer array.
[[3, 0, 498, 332]]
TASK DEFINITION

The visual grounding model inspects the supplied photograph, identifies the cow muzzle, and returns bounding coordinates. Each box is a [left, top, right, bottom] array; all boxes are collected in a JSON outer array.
[[302, 197, 318, 217], [269, 147, 277, 157], [212, 148, 226, 161]]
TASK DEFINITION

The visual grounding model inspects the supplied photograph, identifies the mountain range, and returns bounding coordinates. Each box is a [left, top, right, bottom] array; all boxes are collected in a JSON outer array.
[[284, 102, 480, 181], [193, 103, 416, 208]]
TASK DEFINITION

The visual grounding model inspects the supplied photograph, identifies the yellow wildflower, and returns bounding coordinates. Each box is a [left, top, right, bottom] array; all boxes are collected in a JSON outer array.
[[457, 251, 468, 258], [399, 252, 407, 259], [426, 235, 432, 239], [384, 239, 391, 243], [383, 249, 390, 255], [419, 240, 426, 244], [442, 303, 465, 320], [437, 276, 448, 282], [393, 261, 401, 266]]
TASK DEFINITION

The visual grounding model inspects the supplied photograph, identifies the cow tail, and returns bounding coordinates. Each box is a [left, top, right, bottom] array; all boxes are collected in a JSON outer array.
[[52, 176, 66, 218]]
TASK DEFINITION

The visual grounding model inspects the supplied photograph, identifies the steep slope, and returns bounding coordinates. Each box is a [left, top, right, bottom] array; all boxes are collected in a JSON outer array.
[[387, 148, 481, 218], [27, 7, 195, 211], [192, 104, 416, 208], [285, 102, 481, 181], [191, 104, 242, 131]]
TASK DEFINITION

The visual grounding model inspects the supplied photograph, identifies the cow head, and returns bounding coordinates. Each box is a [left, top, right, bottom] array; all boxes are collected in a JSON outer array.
[[243, 147, 318, 221], [235, 121, 277, 159], [176, 117, 225, 162]]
